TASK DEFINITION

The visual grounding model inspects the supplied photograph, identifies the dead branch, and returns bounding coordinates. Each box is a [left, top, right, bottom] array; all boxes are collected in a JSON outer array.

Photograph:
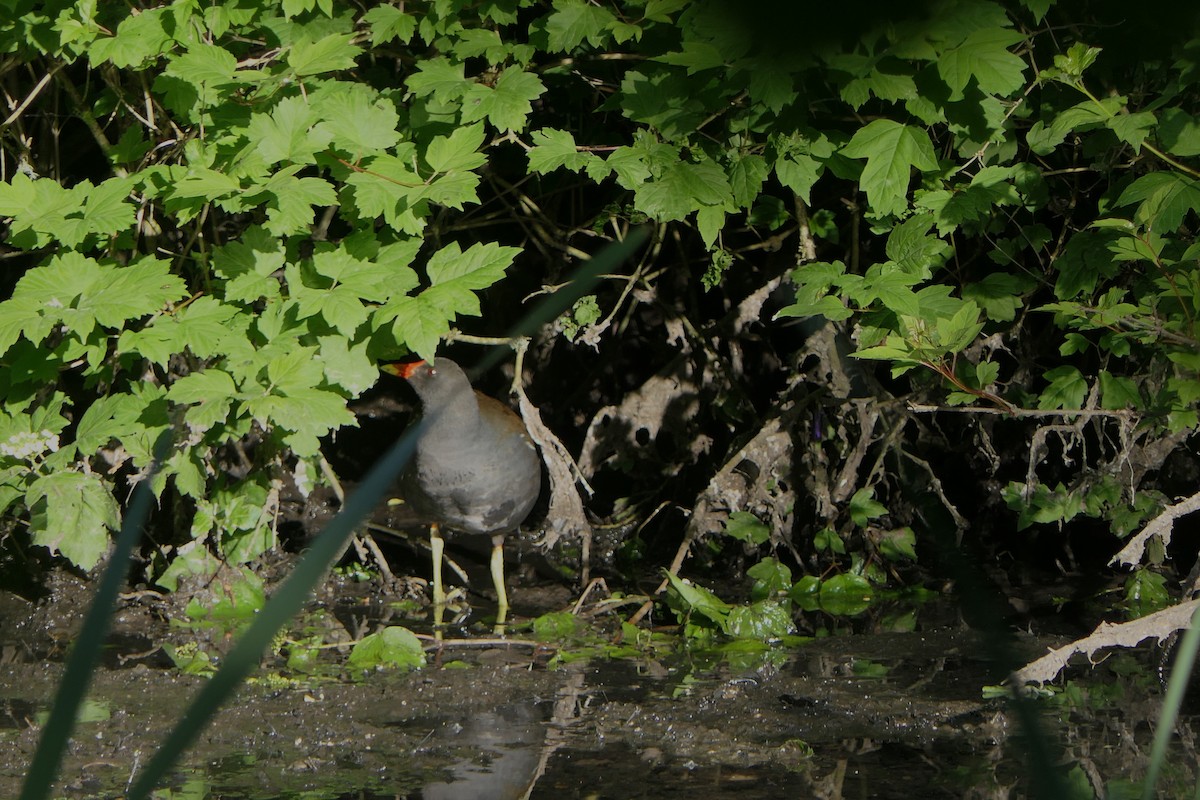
[[1013, 599, 1200, 685]]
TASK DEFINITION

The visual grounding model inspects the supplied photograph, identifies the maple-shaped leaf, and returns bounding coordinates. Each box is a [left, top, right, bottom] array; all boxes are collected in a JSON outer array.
[[937, 28, 1026, 99], [168, 370, 238, 432], [312, 84, 402, 154], [427, 241, 519, 295], [406, 57, 472, 103], [1116, 172, 1200, 232], [11, 253, 186, 342], [363, 5, 417, 45], [247, 388, 356, 457], [79, 176, 136, 237], [246, 96, 333, 166], [212, 227, 286, 303], [545, 0, 617, 52], [29, 471, 120, 571], [253, 172, 337, 236], [287, 33, 361, 77], [343, 148, 426, 232], [528, 128, 597, 173], [379, 295, 449, 361], [120, 296, 246, 365], [460, 68, 546, 133], [636, 159, 733, 221], [265, 347, 326, 395], [316, 335, 379, 396], [1038, 366, 1088, 410], [841, 120, 939, 218], [424, 124, 487, 173], [165, 43, 241, 87]]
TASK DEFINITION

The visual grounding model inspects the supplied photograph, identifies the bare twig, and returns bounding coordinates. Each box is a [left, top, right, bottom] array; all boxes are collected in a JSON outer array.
[[1013, 599, 1200, 685], [1111, 489, 1200, 569]]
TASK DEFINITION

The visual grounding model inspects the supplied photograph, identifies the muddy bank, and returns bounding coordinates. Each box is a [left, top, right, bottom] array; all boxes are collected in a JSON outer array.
[[0, 569, 1192, 798]]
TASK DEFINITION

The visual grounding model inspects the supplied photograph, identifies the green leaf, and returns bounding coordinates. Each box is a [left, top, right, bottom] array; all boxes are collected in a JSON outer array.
[[460, 68, 546, 133], [849, 487, 887, 527], [89, 7, 171, 67], [963, 272, 1027, 322], [1026, 99, 1118, 155], [878, 527, 917, 562], [168, 370, 237, 431], [775, 153, 823, 204], [349, 626, 425, 669], [343, 150, 427, 233], [73, 393, 136, 454], [813, 527, 846, 554], [29, 471, 120, 570], [1107, 111, 1156, 151], [937, 28, 1026, 98], [934, 300, 984, 351], [819, 574, 873, 615], [725, 600, 794, 640], [406, 57, 472, 103], [664, 571, 731, 626], [728, 154, 769, 208], [885, 215, 951, 275], [259, 174, 337, 236], [724, 511, 770, 545], [166, 44, 240, 87], [246, 96, 333, 166], [975, 360, 1000, 387], [11, 253, 186, 344], [121, 297, 244, 366], [363, 5, 416, 45], [1098, 370, 1141, 409], [617, 69, 705, 140], [528, 128, 597, 173], [1115, 172, 1200, 232], [79, 176, 136, 236], [246, 387, 356, 457], [212, 227, 287, 303], [636, 158, 733, 222], [425, 124, 487, 173], [774, 293, 853, 321], [316, 336, 379, 396], [1125, 569, 1170, 617], [1157, 108, 1200, 156], [545, 0, 616, 52], [288, 33, 361, 77], [169, 168, 242, 202], [1042, 43, 1102, 84], [312, 85, 402, 154], [1038, 366, 1087, 410], [747, 558, 792, 601], [841, 120, 939, 218], [532, 610, 583, 640], [0, 173, 136, 248]]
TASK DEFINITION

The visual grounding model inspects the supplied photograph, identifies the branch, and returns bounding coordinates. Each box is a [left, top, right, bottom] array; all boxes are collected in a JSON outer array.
[[1110, 489, 1200, 569], [1013, 599, 1200, 685]]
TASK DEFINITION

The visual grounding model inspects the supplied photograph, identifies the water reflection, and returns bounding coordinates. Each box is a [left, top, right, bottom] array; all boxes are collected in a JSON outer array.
[[422, 703, 545, 800]]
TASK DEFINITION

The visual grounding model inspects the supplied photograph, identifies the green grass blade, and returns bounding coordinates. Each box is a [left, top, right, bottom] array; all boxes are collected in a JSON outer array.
[[1142, 607, 1200, 800]]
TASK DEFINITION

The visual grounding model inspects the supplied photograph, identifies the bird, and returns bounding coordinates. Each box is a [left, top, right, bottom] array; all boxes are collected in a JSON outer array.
[[380, 357, 541, 630]]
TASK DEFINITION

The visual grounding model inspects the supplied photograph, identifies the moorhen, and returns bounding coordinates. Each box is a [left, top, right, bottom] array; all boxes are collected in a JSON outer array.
[[382, 358, 541, 629]]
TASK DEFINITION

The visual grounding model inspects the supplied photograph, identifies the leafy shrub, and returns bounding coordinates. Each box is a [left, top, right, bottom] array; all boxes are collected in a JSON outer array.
[[0, 0, 1195, 600]]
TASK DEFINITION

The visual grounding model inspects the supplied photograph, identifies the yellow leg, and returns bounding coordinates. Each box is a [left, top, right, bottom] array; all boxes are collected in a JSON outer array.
[[491, 534, 508, 633], [430, 524, 446, 634]]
